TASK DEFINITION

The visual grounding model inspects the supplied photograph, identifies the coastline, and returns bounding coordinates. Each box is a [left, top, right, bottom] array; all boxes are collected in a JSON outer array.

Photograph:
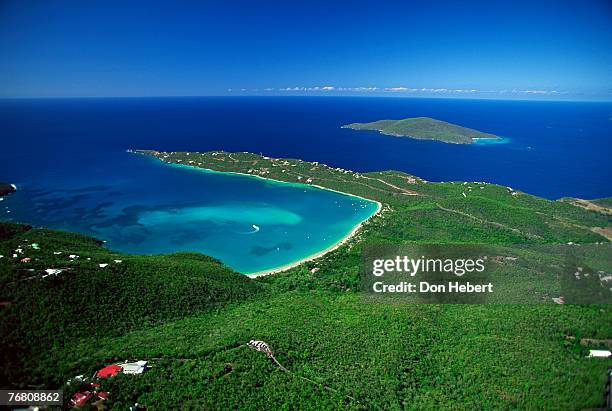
[[163, 159, 375, 203], [376, 130, 503, 145], [149, 152, 382, 210], [142, 153, 383, 278], [246, 199, 382, 278], [342, 123, 502, 145]]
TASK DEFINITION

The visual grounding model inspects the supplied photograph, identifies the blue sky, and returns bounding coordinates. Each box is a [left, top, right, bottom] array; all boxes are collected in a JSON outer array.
[[0, 0, 611, 100]]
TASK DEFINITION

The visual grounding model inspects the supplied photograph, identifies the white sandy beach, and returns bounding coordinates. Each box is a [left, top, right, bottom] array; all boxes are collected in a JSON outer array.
[[246, 199, 382, 278]]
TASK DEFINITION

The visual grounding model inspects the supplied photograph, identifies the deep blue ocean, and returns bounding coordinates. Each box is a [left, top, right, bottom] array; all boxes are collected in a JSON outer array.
[[0, 97, 610, 272], [3, 96, 609, 199]]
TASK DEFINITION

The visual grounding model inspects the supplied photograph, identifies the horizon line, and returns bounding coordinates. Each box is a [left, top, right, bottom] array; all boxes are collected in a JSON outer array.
[[1, 94, 612, 103]]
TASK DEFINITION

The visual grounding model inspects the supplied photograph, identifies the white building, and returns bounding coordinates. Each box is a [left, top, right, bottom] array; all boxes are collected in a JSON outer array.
[[122, 361, 148, 375]]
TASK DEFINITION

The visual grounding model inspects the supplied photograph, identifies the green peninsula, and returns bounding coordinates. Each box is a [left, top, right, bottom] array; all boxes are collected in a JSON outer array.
[[342, 117, 501, 144]]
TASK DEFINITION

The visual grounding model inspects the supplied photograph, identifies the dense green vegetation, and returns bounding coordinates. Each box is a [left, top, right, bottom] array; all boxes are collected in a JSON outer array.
[[50, 294, 612, 410], [591, 197, 612, 208], [342, 117, 501, 144], [0, 222, 262, 387], [1, 156, 611, 409], [558, 196, 612, 220]]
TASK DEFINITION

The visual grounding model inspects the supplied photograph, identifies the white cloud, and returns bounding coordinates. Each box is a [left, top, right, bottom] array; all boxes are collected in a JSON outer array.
[[278, 85, 336, 92], [279, 86, 306, 91], [516, 89, 560, 94], [337, 87, 379, 92], [247, 85, 566, 96]]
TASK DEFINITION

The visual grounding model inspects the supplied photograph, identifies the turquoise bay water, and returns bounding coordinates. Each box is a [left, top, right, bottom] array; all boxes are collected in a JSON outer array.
[[472, 137, 511, 145], [1, 152, 378, 274]]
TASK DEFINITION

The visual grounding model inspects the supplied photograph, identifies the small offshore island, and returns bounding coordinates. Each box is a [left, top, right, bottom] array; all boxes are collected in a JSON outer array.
[[342, 116, 501, 144]]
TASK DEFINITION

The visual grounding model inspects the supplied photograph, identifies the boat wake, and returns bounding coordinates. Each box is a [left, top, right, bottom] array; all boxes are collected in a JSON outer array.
[[238, 224, 260, 234]]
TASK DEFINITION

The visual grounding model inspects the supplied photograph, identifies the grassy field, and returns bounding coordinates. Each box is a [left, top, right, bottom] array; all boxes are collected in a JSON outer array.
[[1, 152, 611, 409], [341, 117, 500, 144]]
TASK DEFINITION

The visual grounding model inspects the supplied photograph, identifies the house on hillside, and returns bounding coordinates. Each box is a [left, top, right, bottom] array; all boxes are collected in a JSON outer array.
[[122, 360, 148, 374], [71, 391, 93, 407], [96, 364, 122, 378]]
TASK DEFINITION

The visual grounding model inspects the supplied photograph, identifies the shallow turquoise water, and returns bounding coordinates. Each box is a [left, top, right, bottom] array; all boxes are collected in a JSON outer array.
[[1, 152, 378, 273], [472, 137, 511, 145]]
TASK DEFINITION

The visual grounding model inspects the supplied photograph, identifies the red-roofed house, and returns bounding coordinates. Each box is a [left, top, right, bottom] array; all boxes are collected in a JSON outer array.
[[71, 391, 93, 407], [96, 364, 122, 378]]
